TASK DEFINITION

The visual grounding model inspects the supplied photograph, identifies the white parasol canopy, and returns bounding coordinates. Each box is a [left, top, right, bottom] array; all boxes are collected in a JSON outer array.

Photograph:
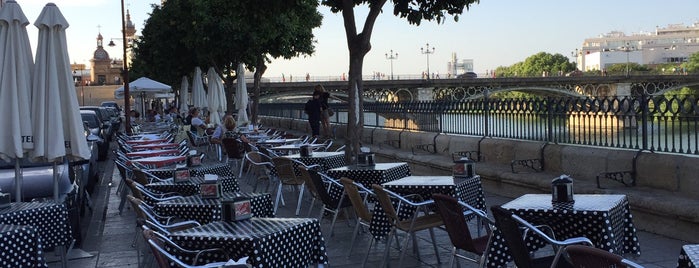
[[191, 67, 207, 111], [114, 77, 172, 99], [179, 75, 189, 114], [235, 63, 249, 125], [31, 3, 90, 201], [0, 0, 34, 201], [206, 67, 226, 126]]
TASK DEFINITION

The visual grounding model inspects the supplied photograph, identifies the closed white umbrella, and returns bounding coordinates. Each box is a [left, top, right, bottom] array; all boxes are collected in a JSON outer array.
[[0, 0, 33, 201], [236, 63, 249, 125], [191, 67, 207, 111], [206, 67, 225, 126], [31, 3, 90, 202], [179, 75, 189, 114]]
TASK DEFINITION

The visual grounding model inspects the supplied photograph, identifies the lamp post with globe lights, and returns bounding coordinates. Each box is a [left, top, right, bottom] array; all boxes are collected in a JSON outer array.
[[385, 50, 398, 80], [420, 43, 435, 80]]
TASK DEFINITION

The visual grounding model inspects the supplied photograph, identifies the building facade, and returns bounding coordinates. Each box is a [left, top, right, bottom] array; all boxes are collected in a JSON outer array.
[[576, 22, 699, 72], [88, 9, 136, 85]]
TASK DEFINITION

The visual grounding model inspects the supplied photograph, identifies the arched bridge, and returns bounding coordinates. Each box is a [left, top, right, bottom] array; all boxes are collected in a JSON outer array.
[[252, 75, 699, 102]]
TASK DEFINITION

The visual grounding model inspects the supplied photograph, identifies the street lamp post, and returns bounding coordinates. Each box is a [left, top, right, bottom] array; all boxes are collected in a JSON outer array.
[[118, 0, 131, 134], [420, 43, 435, 80], [621, 42, 635, 77], [385, 50, 398, 80], [571, 48, 578, 70]]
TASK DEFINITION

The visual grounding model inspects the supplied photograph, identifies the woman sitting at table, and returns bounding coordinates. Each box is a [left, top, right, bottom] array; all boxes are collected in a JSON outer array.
[[210, 115, 251, 144], [189, 108, 208, 136]]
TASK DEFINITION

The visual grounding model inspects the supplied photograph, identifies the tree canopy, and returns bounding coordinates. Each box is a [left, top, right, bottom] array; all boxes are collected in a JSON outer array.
[[130, 0, 322, 115], [321, 0, 480, 161], [493, 52, 575, 77]]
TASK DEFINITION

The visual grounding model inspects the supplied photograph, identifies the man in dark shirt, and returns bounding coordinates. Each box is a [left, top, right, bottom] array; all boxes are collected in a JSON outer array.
[[304, 91, 322, 137]]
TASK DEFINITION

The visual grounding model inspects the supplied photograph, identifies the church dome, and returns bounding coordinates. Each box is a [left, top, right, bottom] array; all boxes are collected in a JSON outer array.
[[94, 48, 110, 61]]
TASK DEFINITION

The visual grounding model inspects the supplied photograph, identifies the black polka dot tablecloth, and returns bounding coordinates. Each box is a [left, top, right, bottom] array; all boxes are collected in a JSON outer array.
[[145, 176, 240, 196], [368, 175, 486, 239], [148, 163, 238, 182], [0, 202, 72, 249], [154, 192, 274, 224], [0, 224, 47, 268], [284, 152, 347, 175], [169, 218, 328, 268], [326, 162, 411, 188], [485, 194, 641, 267], [678, 244, 699, 268]]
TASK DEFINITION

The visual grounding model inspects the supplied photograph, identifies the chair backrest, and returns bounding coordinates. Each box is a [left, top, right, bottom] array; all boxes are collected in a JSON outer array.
[[490, 205, 536, 268], [186, 130, 196, 145], [127, 194, 147, 223], [565, 245, 642, 268], [371, 184, 400, 224], [432, 193, 479, 253], [222, 138, 244, 159], [132, 168, 150, 185], [144, 229, 176, 268], [334, 144, 346, 152], [126, 179, 145, 200], [340, 177, 373, 222], [298, 166, 321, 199], [308, 169, 341, 207], [271, 157, 303, 185]]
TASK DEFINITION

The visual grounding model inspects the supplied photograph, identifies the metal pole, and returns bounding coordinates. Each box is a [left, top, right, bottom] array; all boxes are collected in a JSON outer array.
[[81, 67, 85, 105], [385, 50, 398, 80], [120, 0, 131, 134], [420, 43, 435, 80]]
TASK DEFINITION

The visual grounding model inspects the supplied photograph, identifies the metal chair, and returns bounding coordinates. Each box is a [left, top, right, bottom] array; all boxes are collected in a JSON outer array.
[[144, 229, 236, 268], [432, 193, 493, 268], [271, 157, 306, 215], [308, 170, 353, 236], [371, 184, 444, 267], [564, 244, 644, 268], [187, 130, 211, 152], [222, 138, 245, 177], [339, 177, 375, 262], [244, 151, 274, 192], [297, 165, 323, 217], [126, 179, 183, 206], [490, 205, 593, 268]]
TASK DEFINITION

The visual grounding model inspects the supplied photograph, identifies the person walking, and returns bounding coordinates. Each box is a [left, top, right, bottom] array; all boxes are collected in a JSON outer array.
[[314, 84, 332, 137], [304, 91, 322, 137]]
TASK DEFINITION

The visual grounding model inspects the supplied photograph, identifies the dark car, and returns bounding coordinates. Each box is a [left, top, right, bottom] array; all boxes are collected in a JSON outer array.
[[81, 110, 109, 161], [100, 101, 121, 114], [81, 106, 114, 141], [457, 72, 478, 79]]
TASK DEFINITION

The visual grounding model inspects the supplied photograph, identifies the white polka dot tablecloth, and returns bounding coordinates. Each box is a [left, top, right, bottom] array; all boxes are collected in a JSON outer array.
[[146, 176, 240, 196], [148, 163, 238, 183], [485, 194, 641, 267], [678, 244, 699, 268], [0, 202, 72, 249], [367, 175, 486, 239], [154, 192, 274, 224], [169, 218, 328, 268], [326, 162, 411, 188], [0, 224, 47, 268]]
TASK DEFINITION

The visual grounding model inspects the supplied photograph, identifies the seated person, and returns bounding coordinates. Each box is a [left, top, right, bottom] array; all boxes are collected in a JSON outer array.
[[188, 108, 208, 135], [210, 115, 251, 144]]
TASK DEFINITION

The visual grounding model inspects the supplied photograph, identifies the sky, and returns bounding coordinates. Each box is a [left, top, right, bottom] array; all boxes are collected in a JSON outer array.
[[13, 0, 699, 80]]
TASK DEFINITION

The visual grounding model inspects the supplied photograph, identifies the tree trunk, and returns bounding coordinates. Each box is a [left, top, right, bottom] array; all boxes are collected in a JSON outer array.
[[252, 57, 267, 125], [345, 38, 369, 163]]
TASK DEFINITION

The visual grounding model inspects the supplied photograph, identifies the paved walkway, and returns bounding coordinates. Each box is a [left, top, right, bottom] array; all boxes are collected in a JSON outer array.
[[48, 143, 689, 267]]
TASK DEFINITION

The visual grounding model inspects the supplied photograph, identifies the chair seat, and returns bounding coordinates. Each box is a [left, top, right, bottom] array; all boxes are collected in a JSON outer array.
[[395, 213, 444, 232]]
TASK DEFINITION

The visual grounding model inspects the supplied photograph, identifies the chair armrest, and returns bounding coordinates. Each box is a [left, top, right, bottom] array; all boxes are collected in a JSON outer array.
[[384, 188, 434, 207], [513, 214, 593, 246], [457, 200, 493, 224], [192, 248, 231, 265], [165, 220, 201, 232]]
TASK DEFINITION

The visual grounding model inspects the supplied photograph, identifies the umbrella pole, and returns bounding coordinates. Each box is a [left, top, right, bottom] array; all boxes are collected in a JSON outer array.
[[15, 159, 23, 202], [53, 160, 60, 203]]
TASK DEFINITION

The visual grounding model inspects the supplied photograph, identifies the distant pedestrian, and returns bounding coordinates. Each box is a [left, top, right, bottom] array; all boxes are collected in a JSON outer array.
[[304, 91, 322, 137], [314, 84, 332, 137], [306, 73, 310, 81], [282, 73, 286, 82]]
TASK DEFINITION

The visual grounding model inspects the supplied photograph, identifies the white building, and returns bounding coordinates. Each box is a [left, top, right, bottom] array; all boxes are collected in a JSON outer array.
[[576, 22, 699, 71]]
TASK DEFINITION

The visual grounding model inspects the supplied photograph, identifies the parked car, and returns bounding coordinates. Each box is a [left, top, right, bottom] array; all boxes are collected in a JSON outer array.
[[104, 106, 122, 129], [100, 101, 121, 114], [81, 110, 109, 161], [0, 128, 99, 245], [81, 106, 115, 141]]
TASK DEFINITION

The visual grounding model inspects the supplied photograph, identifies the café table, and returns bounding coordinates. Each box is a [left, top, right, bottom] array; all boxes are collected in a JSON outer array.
[[0, 202, 72, 249], [256, 138, 301, 146], [326, 162, 411, 188], [485, 194, 641, 267], [146, 176, 240, 196], [125, 138, 169, 145], [131, 142, 179, 151], [148, 163, 236, 181], [678, 244, 699, 268], [129, 155, 186, 168], [123, 133, 165, 140], [0, 224, 47, 268], [169, 218, 328, 268], [126, 149, 180, 158], [368, 175, 487, 238], [269, 143, 324, 154], [154, 192, 274, 224], [284, 151, 346, 174]]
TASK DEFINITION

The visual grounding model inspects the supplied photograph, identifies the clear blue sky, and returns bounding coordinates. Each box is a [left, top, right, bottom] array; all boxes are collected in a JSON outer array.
[[16, 0, 699, 79]]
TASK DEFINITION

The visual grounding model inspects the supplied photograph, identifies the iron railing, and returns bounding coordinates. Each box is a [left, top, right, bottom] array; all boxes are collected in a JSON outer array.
[[260, 94, 699, 155]]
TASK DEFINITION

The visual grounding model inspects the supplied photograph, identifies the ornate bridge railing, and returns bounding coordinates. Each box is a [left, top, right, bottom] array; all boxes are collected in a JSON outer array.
[[259, 94, 699, 155]]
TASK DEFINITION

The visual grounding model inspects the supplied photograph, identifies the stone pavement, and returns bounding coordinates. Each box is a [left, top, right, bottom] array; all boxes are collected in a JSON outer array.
[[48, 145, 689, 267]]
